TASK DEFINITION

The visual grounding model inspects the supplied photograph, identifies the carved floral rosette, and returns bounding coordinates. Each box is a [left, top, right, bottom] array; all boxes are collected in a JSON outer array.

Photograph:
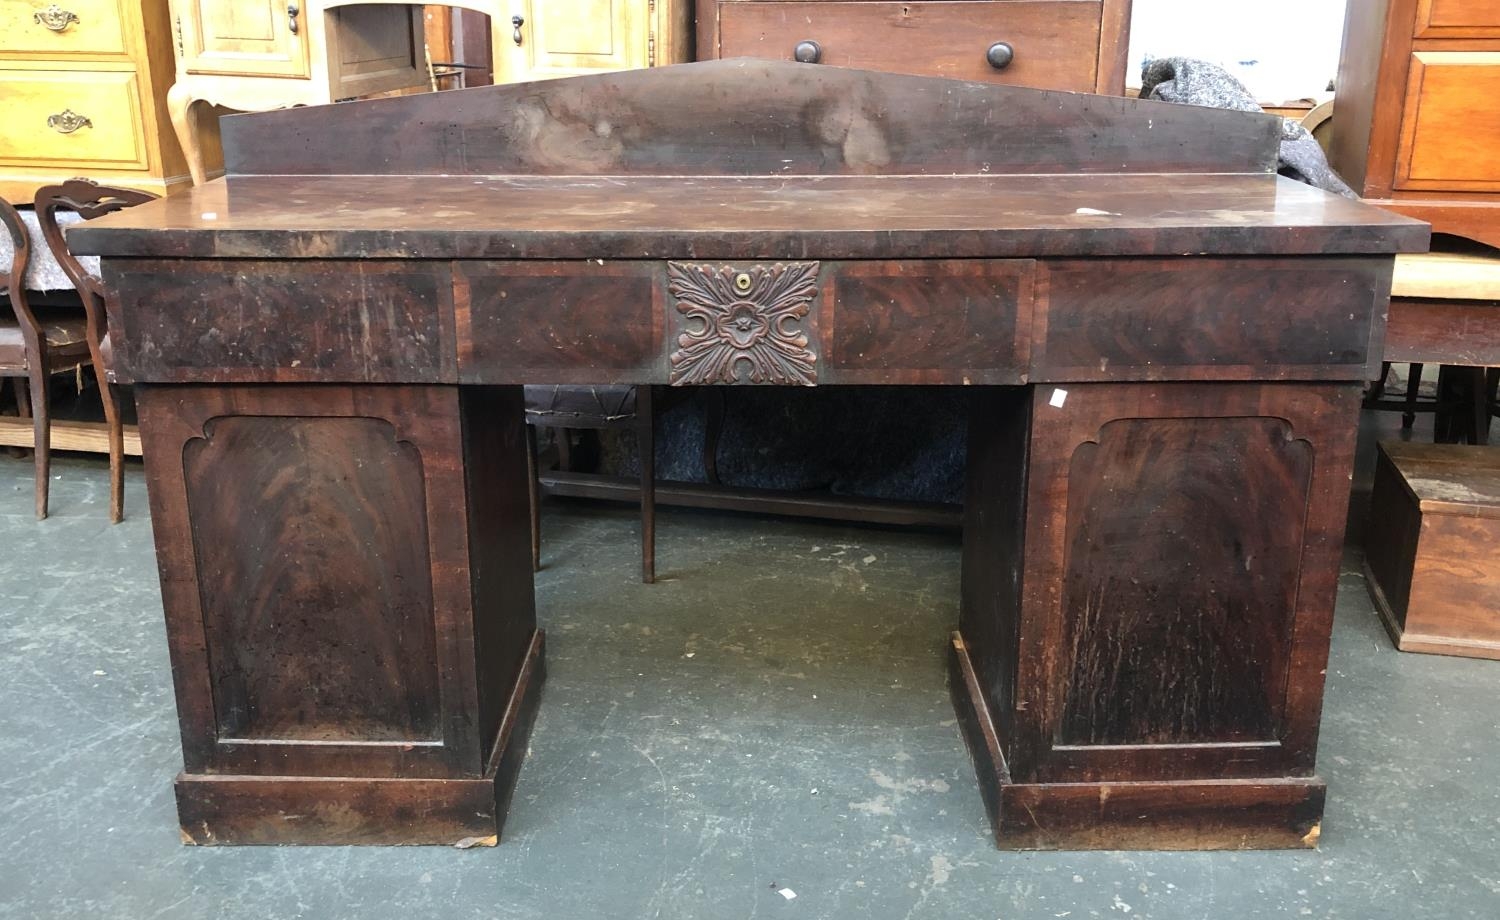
[[666, 261, 819, 386]]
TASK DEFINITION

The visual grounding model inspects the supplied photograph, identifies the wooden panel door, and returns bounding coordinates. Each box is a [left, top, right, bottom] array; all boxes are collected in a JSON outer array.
[[175, 0, 309, 78], [1414, 0, 1500, 38], [496, 0, 648, 82], [1395, 52, 1500, 191]]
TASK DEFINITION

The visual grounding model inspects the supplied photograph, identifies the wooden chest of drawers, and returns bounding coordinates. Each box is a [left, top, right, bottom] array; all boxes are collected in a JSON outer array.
[[0, 0, 198, 201], [696, 0, 1133, 94], [1331, 0, 1500, 247]]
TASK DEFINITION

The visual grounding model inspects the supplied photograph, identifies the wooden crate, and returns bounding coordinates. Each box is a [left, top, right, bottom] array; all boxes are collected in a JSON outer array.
[[1365, 441, 1500, 659]]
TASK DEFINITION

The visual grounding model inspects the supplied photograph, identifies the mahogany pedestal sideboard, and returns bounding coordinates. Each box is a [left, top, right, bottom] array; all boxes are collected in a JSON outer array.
[[70, 61, 1428, 850]]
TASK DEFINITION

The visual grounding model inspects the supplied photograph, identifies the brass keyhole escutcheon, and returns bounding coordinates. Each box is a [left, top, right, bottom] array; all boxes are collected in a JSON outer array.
[[734, 272, 752, 294]]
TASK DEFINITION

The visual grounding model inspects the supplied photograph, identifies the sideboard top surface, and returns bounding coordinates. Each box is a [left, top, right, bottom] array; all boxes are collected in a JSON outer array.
[[69, 59, 1429, 258], [72, 172, 1428, 259]]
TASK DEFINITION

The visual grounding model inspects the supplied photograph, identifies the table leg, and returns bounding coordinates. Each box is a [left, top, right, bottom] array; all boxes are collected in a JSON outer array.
[[137, 383, 543, 845], [166, 83, 207, 187], [953, 383, 1360, 850]]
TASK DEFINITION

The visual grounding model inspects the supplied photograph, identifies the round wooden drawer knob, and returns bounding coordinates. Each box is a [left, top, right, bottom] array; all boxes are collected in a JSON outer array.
[[794, 40, 822, 64]]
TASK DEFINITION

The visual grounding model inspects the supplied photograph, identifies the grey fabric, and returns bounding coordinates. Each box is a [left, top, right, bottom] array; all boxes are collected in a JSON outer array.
[[0, 208, 92, 292], [1140, 57, 1355, 198]]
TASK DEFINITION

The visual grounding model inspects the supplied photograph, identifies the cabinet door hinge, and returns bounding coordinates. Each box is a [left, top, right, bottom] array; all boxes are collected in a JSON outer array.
[[174, 14, 184, 57]]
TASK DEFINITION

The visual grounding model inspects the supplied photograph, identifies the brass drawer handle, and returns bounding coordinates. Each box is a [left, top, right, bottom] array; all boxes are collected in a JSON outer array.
[[34, 5, 80, 31], [47, 109, 93, 134]]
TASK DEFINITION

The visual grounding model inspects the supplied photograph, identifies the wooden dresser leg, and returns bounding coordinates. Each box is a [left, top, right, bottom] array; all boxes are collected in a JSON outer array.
[[954, 383, 1357, 850], [137, 384, 542, 845]]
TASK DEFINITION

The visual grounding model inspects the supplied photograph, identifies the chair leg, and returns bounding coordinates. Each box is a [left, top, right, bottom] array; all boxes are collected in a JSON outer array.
[[1402, 362, 1423, 431], [525, 423, 541, 573], [89, 364, 125, 523], [28, 366, 49, 520], [638, 386, 656, 584]]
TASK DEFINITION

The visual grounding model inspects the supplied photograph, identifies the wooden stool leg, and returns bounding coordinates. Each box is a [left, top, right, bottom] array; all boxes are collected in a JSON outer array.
[[1471, 367, 1491, 446], [638, 387, 656, 584], [28, 366, 49, 520], [703, 387, 725, 485], [1403, 362, 1423, 430], [1369, 361, 1391, 401], [525, 423, 540, 572]]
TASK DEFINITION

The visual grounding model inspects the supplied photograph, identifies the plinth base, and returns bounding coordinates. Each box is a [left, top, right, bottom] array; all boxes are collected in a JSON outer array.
[[177, 630, 545, 846], [949, 633, 1325, 851]]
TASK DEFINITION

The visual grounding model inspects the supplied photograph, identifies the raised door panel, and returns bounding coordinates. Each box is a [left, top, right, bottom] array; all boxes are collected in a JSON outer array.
[[136, 385, 498, 780], [1415, 0, 1500, 38], [0, 69, 147, 168], [500, 0, 647, 82], [1011, 384, 1362, 784], [1055, 416, 1310, 748], [184, 415, 443, 746], [1395, 53, 1500, 191], [0, 0, 128, 56], [717, 1, 1103, 92], [177, 0, 309, 78]]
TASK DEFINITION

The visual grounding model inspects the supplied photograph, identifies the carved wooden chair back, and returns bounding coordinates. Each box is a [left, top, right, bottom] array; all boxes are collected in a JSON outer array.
[[34, 179, 159, 523], [36, 179, 158, 368], [0, 193, 39, 354]]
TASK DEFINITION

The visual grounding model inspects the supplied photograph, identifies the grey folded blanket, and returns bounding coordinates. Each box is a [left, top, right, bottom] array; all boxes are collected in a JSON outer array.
[[1140, 57, 1355, 198]]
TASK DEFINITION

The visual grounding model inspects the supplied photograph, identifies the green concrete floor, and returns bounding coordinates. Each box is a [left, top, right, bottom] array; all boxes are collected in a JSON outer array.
[[2, 450, 1498, 920]]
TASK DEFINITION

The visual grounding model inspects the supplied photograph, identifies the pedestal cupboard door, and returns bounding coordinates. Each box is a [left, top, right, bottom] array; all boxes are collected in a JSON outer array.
[[497, 0, 648, 81], [175, 0, 310, 78]]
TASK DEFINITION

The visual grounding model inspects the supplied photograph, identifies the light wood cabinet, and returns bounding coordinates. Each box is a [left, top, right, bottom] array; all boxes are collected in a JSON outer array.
[[166, 0, 428, 185], [177, 0, 312, 78], [0, 0, 198, 201], [495, 0, 692, 82]]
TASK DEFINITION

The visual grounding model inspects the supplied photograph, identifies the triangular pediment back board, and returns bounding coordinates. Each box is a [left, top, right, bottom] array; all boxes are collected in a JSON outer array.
[[223, 59, 1281, 179]]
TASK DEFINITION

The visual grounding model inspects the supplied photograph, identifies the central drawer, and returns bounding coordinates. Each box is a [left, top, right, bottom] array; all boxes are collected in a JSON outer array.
[[717, 0, 1103, 92]]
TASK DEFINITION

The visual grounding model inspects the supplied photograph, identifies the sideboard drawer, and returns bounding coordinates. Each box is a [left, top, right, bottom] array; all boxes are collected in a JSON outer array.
[[1033, 258, 1389, 381], [717, 1, 1103, 92], [1396, 52, 1500, 191], [0, 68, 146, 168], [0, 0, 128, 56], [109, 260, 457, 384], [1414, 0, 1500, 38]]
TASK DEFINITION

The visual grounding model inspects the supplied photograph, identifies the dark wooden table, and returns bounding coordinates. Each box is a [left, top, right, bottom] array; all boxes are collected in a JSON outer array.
[[71, 60, 1427, 851]]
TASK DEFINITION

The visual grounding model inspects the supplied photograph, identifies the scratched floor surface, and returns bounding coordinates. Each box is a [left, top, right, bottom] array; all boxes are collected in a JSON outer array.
[[1, 449, 1497, 920]]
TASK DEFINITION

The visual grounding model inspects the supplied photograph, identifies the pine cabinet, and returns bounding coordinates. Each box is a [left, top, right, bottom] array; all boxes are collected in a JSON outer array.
[[0, 0, 197, 201], [165, 0, 428, 185]]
